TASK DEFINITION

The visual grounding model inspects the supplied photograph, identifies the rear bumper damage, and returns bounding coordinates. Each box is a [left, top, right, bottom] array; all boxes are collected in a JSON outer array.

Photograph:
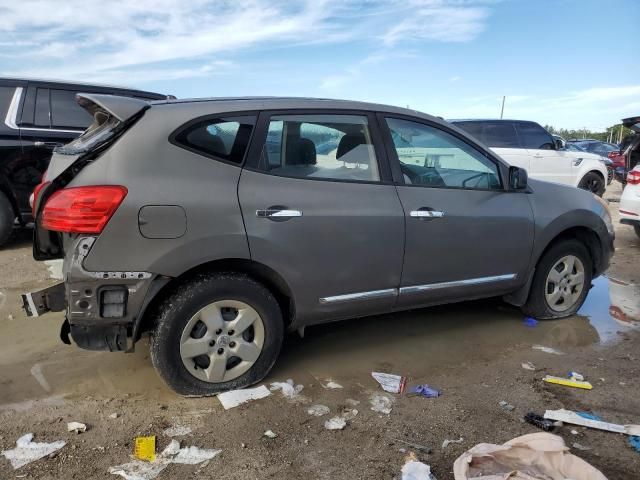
[[23, 236, 166, 352]]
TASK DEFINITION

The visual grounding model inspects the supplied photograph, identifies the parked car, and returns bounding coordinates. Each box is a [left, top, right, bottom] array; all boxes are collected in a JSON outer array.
[[614, 117, 640, 184], [24, 95, 614, 396], [450, 120, 608, 196], [567, 139, 619, 157], [620, 166, 640, 238], [553, 135, 613, 184], [0, 77, 168, 247]]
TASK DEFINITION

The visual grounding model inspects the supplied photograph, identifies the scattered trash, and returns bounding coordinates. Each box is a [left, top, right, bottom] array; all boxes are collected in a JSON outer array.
[[499, 400, 515, 412], [402, 452, 437, 480], [409, 384, 441, 398], [163, 426, 192, 437], [345, 398, 360, 407], [577, 411, 602, 421], [442, 437, 463, 449], [7, 313, 14, 321], [532, 345, 564, 355], [263, 430, 278, 439], [322, 380, 343, 389], [568, 371, 585, 381], [217, 385, 271, 410], [571, 430, 579, 435], [370, 393, 394, 415], [523, 316, 538, 327], [453, 433, 606, 480], [324, 417, 347, 430], [629, 436, 640, 453], [307, 404, 330, 417], [521, 362, 536, 371], [110, 440, 220, 480], [109, 413, 119, 419], [524, 412, 555, 432], [30, 363, 51, 393], [134, 436, 156, 462], [393, 438, 432, 454], [67, 422, 87, 434], [544, 409, 640, 436], [371, 372, 407, 394], [270, 379, 304, 399], [340, 408, 358, 421], [543, 375, 593, 390], [572, 442, 592, 451], [1, 433, 66, 470]]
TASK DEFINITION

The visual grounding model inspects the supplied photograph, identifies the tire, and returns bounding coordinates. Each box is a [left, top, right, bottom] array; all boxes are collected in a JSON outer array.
[[634, 224, 640, 239], [0, 192, 14, 248], [578, 172, 605, 197], [522, 239, 593, 320], [150, 272, 284, 396]]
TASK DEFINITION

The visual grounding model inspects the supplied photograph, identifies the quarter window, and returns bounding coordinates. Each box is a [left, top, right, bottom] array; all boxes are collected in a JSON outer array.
[[515, 122, 555, 150], [258, 114, 380, 182], [34, 88, 50, 128], [386, 118, 501, 190], [174, 116, 256, 164]]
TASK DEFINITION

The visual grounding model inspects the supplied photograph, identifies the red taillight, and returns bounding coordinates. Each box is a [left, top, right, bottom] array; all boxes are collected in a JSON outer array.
[[627, 170, 640, 185], [607, 151, 619, 159], [41, 185, 128, 234], [31, 181, 51, 216]]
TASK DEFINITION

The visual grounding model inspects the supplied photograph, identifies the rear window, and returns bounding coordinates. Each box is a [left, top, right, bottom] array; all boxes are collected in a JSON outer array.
[[0, 86, 16, 122], [173, 116, 256, 165], [454, 121, 520, 148], [51, 89, 94, 129]]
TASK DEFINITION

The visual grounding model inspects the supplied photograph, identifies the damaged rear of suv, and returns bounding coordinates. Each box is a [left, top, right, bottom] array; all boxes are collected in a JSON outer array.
[[24, 94, 614, 396]]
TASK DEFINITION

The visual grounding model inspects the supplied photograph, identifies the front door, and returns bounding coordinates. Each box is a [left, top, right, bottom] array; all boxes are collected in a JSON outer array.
[[515, 121, 572, 185], [381, 115, 535, 308], [239, 111, 405, 325]]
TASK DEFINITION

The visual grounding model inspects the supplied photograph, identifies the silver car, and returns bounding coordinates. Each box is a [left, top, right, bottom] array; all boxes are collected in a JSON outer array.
[[24, 95, 614, 396]]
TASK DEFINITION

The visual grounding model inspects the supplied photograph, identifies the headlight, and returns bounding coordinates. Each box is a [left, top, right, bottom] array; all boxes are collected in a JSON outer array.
[[593, 194, 614, 236]]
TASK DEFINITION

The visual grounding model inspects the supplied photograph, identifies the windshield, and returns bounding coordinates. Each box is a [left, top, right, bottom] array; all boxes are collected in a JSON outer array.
[[55, 111, 121, 155]]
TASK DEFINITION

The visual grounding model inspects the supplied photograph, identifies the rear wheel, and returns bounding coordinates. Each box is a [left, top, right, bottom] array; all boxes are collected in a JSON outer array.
[[578, 172, 605, 196], [0, 192, 14, 248], [522, 239, 593, 319], [150, 272, 283, 396]]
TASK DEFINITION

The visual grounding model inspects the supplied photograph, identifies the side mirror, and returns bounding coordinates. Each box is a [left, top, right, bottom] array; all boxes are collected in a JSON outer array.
[[509, 166, 528, 190], [554, 139, 564, 150]]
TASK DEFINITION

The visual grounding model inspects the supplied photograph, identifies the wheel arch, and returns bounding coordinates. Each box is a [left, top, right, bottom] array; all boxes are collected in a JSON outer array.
[[134, 258, 296, 342]]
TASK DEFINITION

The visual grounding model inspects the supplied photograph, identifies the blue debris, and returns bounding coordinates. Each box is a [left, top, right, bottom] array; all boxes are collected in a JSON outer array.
[[577, 411, 603, 421], [409, 384, 441, 398], [630, 436, 640, 453], [523, 316, 538, 327]]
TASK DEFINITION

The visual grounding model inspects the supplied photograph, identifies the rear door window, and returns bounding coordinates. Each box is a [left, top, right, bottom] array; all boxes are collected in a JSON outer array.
[[34, 88, 51, 127], [50, 89, 94, 130], [173, 116, 256, 165], [515, 122, 555, 150], [454, 121, 520, 148]]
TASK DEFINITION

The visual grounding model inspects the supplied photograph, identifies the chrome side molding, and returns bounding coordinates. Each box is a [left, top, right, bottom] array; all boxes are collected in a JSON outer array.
[[400, 273, 517, 295], [319, 288, 398, 304]]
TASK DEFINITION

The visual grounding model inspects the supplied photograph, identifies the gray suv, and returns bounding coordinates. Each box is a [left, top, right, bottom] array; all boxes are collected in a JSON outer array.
[[24, 95, 614, 396]]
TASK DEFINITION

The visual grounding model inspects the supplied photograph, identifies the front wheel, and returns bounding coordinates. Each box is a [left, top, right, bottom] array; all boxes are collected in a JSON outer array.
[[150, 272, 284, 396], [522, 239, 593, 319], [578, 172, 605, 197], [0, 192, 14, 248]]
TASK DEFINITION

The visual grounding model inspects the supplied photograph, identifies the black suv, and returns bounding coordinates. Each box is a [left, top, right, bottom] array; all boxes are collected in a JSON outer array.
[[0, 78, 167, 246]]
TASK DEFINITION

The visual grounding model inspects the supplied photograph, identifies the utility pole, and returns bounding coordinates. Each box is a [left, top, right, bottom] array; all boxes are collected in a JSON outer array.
[[618, 124, 624, 144], [500, 96, 505, 119]]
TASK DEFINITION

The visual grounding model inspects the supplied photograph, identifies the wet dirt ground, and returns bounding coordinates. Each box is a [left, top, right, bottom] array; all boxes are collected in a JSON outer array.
[[1, 183, 639, 479]]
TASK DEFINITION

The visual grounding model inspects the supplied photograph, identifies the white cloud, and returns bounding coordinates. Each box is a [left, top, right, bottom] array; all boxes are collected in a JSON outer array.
[[0, 1, 494, 83]]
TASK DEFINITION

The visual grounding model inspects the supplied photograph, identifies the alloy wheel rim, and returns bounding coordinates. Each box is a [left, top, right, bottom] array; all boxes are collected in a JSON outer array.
[[179, 300, 265, 383], [544, 255, 585, 312]]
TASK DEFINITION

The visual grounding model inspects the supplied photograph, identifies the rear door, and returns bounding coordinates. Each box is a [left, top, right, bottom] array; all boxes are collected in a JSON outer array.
[[515, 122, 573, 185], [238, 110, 405, 325], [453, 121, 530, 171], [382, 115, 534, 307], [17, 84, 94, 214]]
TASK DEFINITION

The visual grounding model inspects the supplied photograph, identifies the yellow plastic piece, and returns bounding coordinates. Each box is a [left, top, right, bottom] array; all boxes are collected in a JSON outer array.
[[543, 375, 593, 390], [134, 435, 156, 462]]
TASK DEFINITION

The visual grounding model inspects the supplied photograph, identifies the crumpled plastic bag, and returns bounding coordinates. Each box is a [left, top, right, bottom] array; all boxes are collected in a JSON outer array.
[[453, 432, 606, 480]]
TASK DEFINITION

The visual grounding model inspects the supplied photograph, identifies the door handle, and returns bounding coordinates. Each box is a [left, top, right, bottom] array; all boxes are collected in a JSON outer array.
[[256, 208, 303, 219], [34, 141, 64, 148], [410, 210, 444, 218], [533, 154, 543, 158]]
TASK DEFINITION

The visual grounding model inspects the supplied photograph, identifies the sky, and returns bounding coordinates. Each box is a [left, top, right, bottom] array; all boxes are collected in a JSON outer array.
[[1, 0, 638, 131]]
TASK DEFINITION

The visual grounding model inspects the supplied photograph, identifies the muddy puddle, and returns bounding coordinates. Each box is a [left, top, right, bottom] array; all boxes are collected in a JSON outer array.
[[0, 274, 638, 407]]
